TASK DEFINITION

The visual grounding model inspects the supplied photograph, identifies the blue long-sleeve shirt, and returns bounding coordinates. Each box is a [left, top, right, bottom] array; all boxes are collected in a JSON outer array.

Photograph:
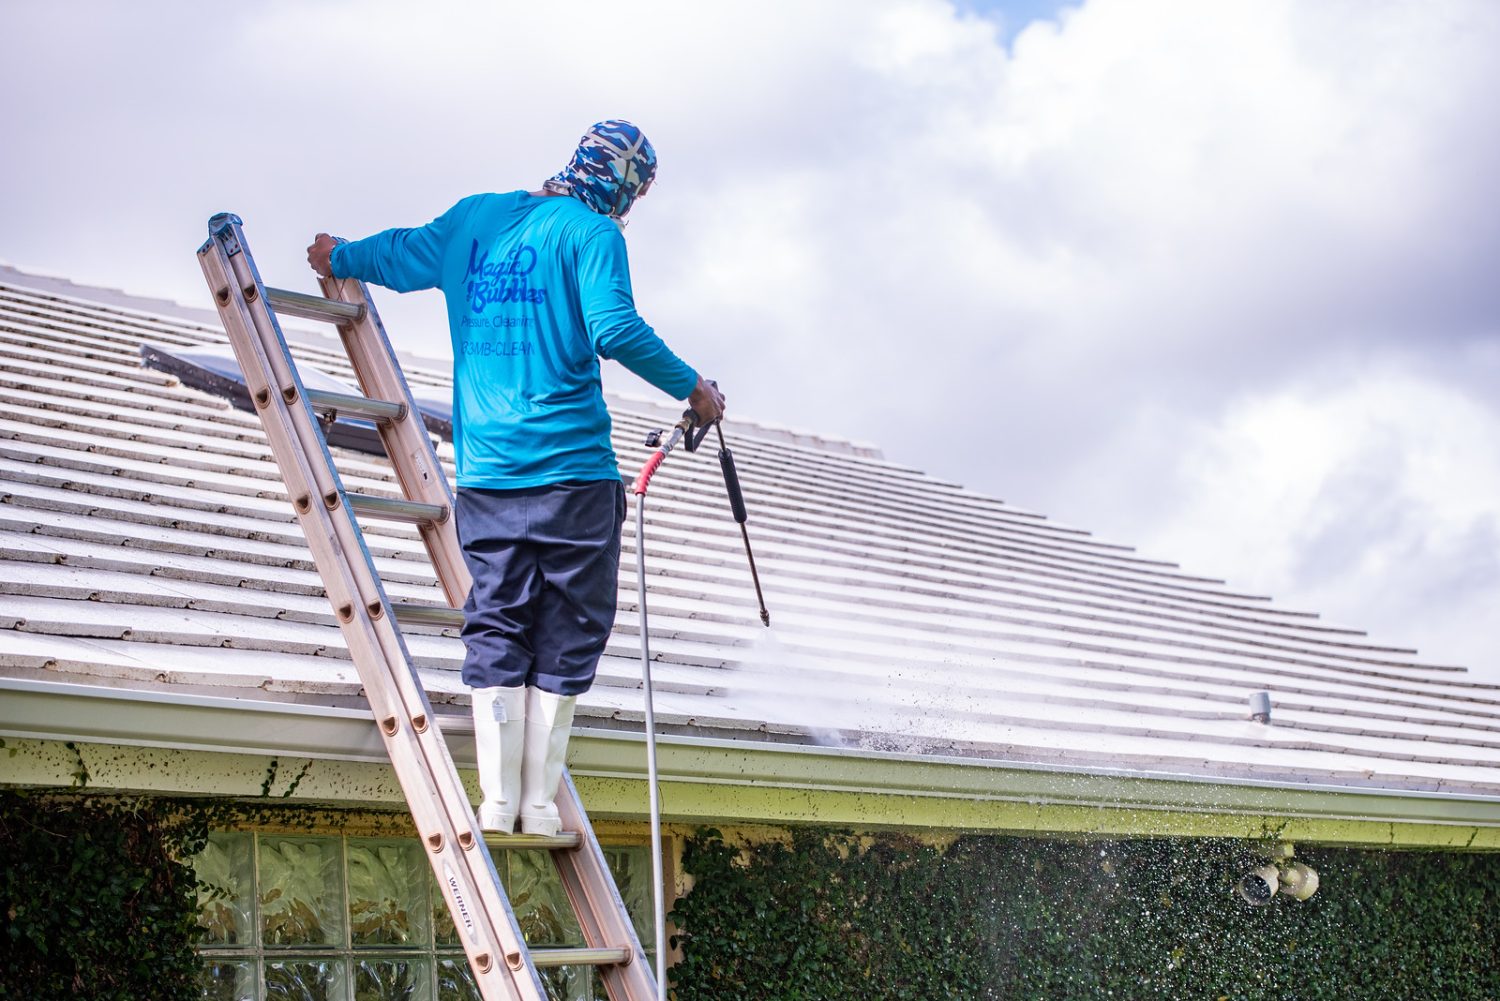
[[330, 191, 698, 489]]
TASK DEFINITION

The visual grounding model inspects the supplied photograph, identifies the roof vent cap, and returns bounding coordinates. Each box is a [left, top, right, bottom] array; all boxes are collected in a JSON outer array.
[[1249, 690, 1272, 724]]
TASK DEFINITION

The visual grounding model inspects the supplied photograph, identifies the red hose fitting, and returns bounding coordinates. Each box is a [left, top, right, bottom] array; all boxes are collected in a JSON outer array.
[[632, 450, 666, 496]]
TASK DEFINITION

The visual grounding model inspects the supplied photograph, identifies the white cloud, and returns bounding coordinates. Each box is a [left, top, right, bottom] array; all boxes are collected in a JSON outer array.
[[1119, 362, 1500, 675]]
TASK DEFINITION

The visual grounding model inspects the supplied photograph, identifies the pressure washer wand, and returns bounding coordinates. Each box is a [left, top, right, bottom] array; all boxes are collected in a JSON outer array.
[[633, 414, 770, 626], [713, 423, 770, 626]]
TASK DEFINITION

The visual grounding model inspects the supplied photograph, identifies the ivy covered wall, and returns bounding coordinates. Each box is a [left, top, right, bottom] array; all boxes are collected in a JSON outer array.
[[0, 790, 208, 1001], [5, 791, 1499, 1001], [670, 828, 1500, 1001]]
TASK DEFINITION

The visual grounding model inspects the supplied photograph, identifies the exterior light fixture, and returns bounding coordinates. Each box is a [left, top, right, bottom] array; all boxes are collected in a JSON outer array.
[[1236, 842, 1319, 905]]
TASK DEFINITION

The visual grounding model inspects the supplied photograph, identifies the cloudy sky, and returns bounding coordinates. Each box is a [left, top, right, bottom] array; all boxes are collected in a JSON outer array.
[[2, 0, 1497, 677]]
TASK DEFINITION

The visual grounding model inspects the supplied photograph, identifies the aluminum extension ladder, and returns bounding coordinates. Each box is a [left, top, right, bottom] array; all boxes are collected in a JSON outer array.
[[197, 214, 659, 1001]]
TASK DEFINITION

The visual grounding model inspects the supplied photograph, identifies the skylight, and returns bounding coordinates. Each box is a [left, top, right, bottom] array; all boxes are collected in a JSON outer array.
[[141, 343, 451, 455]]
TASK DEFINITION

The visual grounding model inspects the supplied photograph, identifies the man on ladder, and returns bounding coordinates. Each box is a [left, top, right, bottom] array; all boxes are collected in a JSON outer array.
[[307, 120, 724, 836]]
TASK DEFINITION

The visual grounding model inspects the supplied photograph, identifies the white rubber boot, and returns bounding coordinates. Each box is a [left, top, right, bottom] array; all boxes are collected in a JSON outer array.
[[518, 687, 578, 836], [472, 686, 526, 834]]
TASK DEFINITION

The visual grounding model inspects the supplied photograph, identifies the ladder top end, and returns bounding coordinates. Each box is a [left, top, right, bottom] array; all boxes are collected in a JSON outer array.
[[207, 212, 243, 231]]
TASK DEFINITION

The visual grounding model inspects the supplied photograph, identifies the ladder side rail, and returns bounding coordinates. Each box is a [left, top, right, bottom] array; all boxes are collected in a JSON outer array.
[[197, 239, 399, 719], [199, 221, 547, 1001], [207, 227, 379, 615], [317, 273, 472, 607], [553, 773, 660, 999], [211, 224, 447, 738]]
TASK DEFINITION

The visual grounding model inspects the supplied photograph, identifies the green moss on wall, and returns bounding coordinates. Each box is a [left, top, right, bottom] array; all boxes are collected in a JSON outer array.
[[0, 791, 210, 1001], [670, 828, 1500, 1001]]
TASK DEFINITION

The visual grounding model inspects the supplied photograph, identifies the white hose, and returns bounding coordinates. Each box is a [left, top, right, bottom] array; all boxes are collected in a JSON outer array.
[[635, 497, 668, 1001]]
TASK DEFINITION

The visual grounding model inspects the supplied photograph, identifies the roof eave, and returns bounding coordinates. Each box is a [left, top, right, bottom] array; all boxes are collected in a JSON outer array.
[[4, 677, 1498, 847]]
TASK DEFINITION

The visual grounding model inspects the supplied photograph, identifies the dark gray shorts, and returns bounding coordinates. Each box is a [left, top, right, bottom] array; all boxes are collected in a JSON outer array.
[[456, 479, 625, 695]]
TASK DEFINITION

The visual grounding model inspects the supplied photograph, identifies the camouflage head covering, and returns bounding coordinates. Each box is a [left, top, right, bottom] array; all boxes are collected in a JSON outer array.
[[543, 120, 657, 221]]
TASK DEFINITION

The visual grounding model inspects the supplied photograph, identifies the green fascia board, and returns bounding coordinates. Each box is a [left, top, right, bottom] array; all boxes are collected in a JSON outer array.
[[3, 677, 1499, 848]]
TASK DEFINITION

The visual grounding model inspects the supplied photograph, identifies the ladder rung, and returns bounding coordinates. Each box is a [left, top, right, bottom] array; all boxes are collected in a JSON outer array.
[[529, 947, 632, 969], [483, 831, 583, 851], [266, 286, 364, 323], [348, 492, 448, 524], [306, 388, 406, 424], [392, 603, 465, 629]]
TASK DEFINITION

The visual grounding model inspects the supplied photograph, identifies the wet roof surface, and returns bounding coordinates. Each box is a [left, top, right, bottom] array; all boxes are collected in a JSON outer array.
[[2, 270, 1498, 797]]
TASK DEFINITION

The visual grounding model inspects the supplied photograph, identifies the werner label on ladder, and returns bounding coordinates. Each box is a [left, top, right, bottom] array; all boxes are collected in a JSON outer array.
[[202, 119, 728, 1001]]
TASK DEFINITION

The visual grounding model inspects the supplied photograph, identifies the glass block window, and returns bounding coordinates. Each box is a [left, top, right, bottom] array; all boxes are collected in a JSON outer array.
[[194, 832, 655, 1001]]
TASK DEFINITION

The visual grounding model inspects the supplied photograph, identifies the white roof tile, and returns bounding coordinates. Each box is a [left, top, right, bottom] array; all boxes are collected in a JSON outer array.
[[2, 272, 1498, 800]]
